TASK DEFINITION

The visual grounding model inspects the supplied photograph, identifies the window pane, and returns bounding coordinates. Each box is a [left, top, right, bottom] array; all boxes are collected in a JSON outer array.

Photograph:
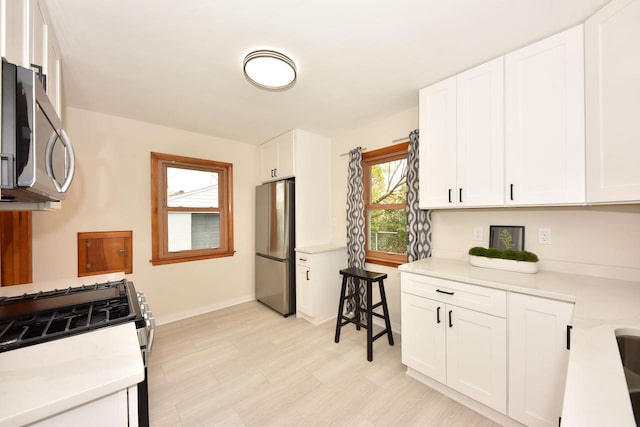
[[167, 167, 219, 208], [368, 208, 407, 255], [369, 159, 407, 204], [168, 212, 220, 251]]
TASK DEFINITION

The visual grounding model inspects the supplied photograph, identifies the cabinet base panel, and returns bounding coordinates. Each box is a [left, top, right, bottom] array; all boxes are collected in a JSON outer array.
[[296, 312, 336, 325], [405, 368, 524, 427]]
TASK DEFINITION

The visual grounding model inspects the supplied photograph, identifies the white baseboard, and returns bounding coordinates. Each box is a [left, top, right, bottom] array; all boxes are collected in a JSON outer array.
[[155, 294, 255, 326]]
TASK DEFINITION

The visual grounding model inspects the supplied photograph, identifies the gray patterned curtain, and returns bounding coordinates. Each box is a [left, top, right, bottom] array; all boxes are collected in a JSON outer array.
[[407, 129, 432, 261], [346, 147, 365, 313]]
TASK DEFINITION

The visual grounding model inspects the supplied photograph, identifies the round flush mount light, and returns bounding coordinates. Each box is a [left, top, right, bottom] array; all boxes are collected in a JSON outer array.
[[243, 50, 297, 91]]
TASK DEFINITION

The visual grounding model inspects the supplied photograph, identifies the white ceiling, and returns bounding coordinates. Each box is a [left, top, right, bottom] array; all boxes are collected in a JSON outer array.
[[44, 0, 609, 145]]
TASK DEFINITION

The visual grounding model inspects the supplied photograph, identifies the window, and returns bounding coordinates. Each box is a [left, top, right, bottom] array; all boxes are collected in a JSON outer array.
[[362, 142, 409, 266], [151, 152, 234, 265]]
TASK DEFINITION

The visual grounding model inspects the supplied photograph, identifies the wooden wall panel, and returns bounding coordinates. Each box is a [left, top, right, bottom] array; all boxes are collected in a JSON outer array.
[[0, 211, 33, 286]]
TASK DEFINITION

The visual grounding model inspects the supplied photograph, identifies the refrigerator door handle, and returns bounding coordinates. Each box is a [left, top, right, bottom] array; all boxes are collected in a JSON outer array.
[[255, 252, 287, 263]]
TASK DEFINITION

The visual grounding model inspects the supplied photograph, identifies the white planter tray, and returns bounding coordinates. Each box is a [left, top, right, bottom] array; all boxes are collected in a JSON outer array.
[[469, 255, 539, 274]]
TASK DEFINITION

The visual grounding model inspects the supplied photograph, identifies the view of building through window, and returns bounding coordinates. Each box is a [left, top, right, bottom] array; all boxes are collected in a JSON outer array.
[[166, 168, 220, 252]]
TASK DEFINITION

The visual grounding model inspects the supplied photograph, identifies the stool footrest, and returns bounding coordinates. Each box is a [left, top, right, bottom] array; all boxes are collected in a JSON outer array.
[[372, 329, 391, 342]]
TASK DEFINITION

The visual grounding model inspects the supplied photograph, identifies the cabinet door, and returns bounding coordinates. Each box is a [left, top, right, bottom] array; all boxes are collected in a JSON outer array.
[[275, 131, 295, 179], [260, 131, 295, 182], [30, 0, 47, 71], [585, 0, 640, 203], [505, 25, 585, 206], [4, 0, 30, 66], [30, 389, 129, 426], [400, 293, 446, 383], [47, 32, 62, 116], [296, 264, 313, 316], [418, 76, 457, 209], [446, 305, 506, 414], [456, 57, 504, 207], [260, 141, 278, 182], [508, 293, 574, 427]]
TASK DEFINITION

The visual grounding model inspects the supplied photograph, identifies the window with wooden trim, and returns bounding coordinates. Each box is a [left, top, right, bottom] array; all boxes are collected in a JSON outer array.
[[363, 142, 409, 267], [151, 152, 234, 265]]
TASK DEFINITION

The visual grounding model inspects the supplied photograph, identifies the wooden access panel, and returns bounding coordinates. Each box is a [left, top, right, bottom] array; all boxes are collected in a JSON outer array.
[[78, 231, 132, 277], [0, 211, 32, 286]]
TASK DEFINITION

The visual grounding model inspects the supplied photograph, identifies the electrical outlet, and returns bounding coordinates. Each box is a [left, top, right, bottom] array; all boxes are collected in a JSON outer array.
[[538, 228, 552, 244], [473, 226, 484, 241]]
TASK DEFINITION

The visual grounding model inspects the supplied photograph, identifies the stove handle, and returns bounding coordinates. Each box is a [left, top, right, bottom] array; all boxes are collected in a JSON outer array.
[[146, 316, 156, 358]]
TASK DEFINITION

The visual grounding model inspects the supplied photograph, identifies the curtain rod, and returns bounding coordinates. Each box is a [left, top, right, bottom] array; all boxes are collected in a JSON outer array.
[[339, 135, 409, 157]]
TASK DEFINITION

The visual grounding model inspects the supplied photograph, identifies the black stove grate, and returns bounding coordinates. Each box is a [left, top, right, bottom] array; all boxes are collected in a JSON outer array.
[[0, 279, 138, 352]]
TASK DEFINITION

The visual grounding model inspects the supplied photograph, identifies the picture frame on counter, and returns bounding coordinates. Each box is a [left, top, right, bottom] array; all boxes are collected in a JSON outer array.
[[489, 225, 524, 251]]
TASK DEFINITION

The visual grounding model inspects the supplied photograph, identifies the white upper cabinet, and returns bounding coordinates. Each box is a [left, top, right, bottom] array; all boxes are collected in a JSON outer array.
[[456, 57, 505, 207], [259, 129, 332, 248], [2, 0, 63, 116], [419, 57, 504, 209], [47, 35, 62, 116], [585, 0, 640, 203], [504, 25, 585, 206], [260, 131, 295, 182], [419, 76, 457, 208], [30, 0, 47, 72], [3, 0, 30, 67]]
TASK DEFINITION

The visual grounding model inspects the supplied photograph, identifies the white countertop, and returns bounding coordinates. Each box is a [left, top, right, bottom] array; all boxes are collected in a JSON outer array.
[[295, 243, 347, 254], [0, 322, 144, 426], [400, 258, 640, 427]]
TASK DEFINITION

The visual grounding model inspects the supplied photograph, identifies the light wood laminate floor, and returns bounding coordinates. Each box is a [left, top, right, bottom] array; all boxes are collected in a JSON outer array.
[[149, 301, 499, 427]]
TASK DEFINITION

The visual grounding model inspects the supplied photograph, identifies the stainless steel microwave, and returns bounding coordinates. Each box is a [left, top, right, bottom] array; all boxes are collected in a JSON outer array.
[[1, 59, 75, 206]]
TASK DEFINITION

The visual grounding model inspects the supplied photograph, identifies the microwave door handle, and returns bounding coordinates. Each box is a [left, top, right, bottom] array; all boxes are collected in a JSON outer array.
[[45, 129, 75, 192]]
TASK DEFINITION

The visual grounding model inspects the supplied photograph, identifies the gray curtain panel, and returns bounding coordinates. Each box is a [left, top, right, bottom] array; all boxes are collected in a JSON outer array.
[[346, 147, 366, 314], [407, 129, 432, 262]]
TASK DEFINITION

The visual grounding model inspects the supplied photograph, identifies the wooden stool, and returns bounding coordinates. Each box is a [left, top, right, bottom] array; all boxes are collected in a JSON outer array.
[[334, 267, 394, 361]]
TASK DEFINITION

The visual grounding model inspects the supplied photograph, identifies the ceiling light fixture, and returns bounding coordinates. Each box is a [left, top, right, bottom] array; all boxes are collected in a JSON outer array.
[[243, 50, 297, 91]]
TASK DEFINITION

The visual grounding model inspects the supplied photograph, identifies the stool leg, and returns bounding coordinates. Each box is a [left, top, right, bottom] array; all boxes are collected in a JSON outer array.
[[367, 279, 373, 361], [354, 278, 361, 331], [378, 279, 394, 346], [334, 274, 348, 343]]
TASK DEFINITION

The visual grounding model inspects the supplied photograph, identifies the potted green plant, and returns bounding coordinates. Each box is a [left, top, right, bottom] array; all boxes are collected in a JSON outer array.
[[468, 246, 539, 274]]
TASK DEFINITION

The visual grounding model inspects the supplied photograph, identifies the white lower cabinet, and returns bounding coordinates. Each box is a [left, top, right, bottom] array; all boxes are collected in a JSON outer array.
[[400, 273, 507, 414], [508, 293, 575, 427], [295, 246, 346, 325], [401, 293, 446, 383], [401, 271, 575, 424], [446, 305, 506, 414], [31, 386, 138, 427]]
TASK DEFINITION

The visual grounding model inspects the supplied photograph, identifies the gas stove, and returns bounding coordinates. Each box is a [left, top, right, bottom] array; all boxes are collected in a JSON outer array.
[[0, 279, 144, 353]]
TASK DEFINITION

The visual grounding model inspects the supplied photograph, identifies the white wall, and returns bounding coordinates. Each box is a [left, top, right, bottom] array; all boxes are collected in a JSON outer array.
[[31, 107, 258, 324], [330, 105, 640, 330]]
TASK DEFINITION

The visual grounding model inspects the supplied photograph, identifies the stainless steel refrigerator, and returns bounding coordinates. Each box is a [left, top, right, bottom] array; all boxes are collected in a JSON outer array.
[[255, 180, 295, 316]]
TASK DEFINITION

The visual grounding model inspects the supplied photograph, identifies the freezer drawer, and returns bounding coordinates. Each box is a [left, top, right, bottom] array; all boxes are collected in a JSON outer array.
[[255, 254, 292, 316]]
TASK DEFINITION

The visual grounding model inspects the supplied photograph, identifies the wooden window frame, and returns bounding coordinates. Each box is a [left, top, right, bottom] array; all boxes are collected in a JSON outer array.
[[150, 152, 234, 265], [362, 142, 409, 267]]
